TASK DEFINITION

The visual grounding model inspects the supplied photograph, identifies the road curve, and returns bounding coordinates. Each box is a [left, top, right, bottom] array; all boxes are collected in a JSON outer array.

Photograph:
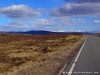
[[62, 35, 100, 75]]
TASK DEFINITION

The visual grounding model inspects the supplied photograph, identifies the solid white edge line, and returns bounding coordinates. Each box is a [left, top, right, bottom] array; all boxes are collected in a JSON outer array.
[[68, 63, 76, 75], [67, 37, 88, 75], [74, 37, 87, 62]]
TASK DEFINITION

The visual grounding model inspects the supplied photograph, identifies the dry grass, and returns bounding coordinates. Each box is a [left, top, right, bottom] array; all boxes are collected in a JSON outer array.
[[0, 34, 84, 75], [95, 34, 100, 37]]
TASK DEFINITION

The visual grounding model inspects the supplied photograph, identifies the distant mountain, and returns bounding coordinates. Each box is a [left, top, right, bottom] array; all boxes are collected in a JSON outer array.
[[8, 30, 86, 35], [2, 30, 98, 35], [9, 30, 56, 35], [91, 30, 100, 34]]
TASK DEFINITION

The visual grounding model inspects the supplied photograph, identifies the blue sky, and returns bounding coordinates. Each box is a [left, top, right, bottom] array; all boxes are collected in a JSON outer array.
[[0, 0, 100, 32]]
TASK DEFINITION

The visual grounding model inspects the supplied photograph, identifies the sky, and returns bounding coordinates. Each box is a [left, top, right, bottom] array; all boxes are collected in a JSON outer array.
[[0, 0, 100, 32]]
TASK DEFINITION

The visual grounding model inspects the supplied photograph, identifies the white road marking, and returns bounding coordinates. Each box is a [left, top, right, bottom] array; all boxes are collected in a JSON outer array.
[[67, 37, 88, 75], [74, 38, 87, 62], [68, 63, 76, 75]]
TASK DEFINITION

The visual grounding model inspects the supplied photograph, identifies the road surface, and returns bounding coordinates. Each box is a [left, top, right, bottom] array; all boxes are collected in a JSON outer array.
[[62, 35, 100, 75]]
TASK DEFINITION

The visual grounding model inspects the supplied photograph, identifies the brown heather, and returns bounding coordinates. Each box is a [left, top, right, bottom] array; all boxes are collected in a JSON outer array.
[[0, 34, 84, 75]]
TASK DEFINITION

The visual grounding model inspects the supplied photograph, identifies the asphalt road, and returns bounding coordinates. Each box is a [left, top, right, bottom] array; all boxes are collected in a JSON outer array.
[[62, 35, 100, 75]]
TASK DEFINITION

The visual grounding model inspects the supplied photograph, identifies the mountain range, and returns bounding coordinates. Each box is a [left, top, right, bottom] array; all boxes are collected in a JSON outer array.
[[0, 30, 100, 35]]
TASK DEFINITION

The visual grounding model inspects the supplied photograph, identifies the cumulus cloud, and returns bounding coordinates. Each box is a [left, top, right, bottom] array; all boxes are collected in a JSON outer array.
[[31, 19, 57, 26], [65, 0, 100, 3], [58, 30, 66, 32], [30, 17, 85, 27], [51, 3, 100, 17], [0, 23, 36, 31], [94, 20, 100, 24], [0, 25, 21, 31], [4, 17, 85, 31], [9, 21, 24, 26], [0, 4, 40, 19]]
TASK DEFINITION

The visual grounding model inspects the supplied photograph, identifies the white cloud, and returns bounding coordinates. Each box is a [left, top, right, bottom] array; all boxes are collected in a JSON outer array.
[[0, 17, 84, 32], [58, 30, 66, 32], [51, 3, 100, 17], [66, 0, 100, 3], [31, 17, 85, 27], [0, 4, 40, 19], [9, 21, 23, 26], [94, 20, 100, 24]]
